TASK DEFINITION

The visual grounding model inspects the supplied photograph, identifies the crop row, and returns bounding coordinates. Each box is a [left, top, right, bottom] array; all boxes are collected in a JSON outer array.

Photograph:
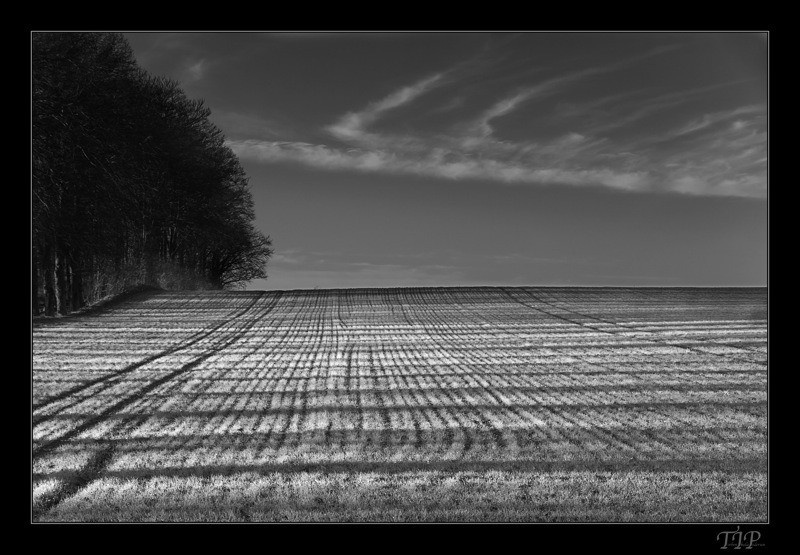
[[31, 287, 767, 521]]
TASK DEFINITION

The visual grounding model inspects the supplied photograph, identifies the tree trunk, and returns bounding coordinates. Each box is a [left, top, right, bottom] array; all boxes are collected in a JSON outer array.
[[55, 247, 70, 315], [71, 261, 84, 311], [144, 253, 157, 286], [43, 242, 56, 316]]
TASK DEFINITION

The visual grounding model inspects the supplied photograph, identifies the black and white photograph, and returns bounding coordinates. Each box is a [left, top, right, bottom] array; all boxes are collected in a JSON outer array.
[[31, 31, 768, 531]]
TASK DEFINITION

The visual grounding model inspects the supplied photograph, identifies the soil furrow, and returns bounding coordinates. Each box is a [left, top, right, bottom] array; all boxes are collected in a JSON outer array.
[[33, 440, 116, 521], [33, 292, 281, 460], [33, 292, 266, 414], [521, 288, 766, 366]]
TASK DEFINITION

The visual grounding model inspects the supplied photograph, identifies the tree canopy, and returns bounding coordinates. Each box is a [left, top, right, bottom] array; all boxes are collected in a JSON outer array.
[[32, 32, 273, 316]]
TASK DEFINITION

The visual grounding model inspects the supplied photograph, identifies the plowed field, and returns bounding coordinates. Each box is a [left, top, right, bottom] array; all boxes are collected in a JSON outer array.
[[32, 287, 768, 522]]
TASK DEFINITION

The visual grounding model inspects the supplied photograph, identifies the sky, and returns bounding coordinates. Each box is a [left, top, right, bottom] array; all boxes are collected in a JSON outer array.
[[123, 32, 768, 290]]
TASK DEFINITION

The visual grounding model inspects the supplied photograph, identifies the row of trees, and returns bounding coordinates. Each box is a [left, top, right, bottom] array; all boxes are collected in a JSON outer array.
[[33, 32, 273, 316]]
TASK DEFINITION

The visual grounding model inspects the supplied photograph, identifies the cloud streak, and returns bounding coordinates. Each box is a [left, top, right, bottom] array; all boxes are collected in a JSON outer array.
[[229, 46, 765, 199], [228, 138, 651, 192], [326, 73, 446, 146], [183, 59, 206, 82]]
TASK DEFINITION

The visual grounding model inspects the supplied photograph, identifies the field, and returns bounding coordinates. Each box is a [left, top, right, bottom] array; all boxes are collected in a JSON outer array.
[[31, 286, 768, 522]]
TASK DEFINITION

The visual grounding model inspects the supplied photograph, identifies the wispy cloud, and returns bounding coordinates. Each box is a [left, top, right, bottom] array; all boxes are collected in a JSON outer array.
[[230, 46, 765, 199], [470, 88, 540, 138], [326, 73, 446, 146], [662, 105, 765, 140], [228, 138, 651, 192], [582, 78, 760, 137], [461, 61, 636, 144], [652, 108, 767, 198], [185, 59, 206, 82], [428, 96, 466, 115]]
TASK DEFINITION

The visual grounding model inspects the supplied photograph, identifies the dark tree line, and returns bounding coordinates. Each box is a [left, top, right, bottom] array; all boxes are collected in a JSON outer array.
[[32, 32, 273, 316]]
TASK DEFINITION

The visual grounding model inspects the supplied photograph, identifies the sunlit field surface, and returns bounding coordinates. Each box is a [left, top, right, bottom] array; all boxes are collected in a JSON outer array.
[[32, 287, 768, 522]]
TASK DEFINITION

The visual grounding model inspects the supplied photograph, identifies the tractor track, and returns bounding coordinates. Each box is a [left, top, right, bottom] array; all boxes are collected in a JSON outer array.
[[33, 292, 268, 418], [33, 292, 280, 461], [505, 287, 765, 366], [32, 292, 286, 520], [31, 286, 767, 522]]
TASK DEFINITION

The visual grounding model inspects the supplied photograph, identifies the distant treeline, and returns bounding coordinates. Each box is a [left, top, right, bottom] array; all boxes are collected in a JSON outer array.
[[32, 33, 273, 316]]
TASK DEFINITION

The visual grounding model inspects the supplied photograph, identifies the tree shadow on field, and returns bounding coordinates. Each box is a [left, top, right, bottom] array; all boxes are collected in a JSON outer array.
[[32, 285, 164, 325]]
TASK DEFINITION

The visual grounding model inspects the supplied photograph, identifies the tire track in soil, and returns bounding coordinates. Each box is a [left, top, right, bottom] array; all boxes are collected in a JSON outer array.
[[604, 405, 687, 460], [549, 377, 732, 461], [33, 292, 260, 411], [396, 290, 415, 328], [32, 413, 148, 521], [508, 287, 765, 457], [625, 288, 766, 327], [516, 288, 765, 366], [337, 288, 348, 329], [246, 291, 303, 454], [409, 288, 508, 452], [34, 287, 766, 519], [382, 339, 424, 451], [320, 290, 346, 452], [36, 296, 271, 443], [480, 288, 632, 455], [642, 403, 745, 458], [367, 344, 392, 452], [440, 287, 500, 331], [34, 292, 285, 520], [383, 287, 397, 319], [553, 404, 650, 461], [400, 288, 473, 458], [33, 292, 280, 461], [321, 294, 337, 452], [306, 292, 335, 451], [441, 290, 545, 451], [200, 293, 295, 462], [269, 291, 321, 454], [537, 344, 692, 461], [534, 405, 599, 462], [393, 337, 445, 456], [291, 293, 328, 450], [33, 440, 117, 521], [394, 290, 454, 456], [344, 342, 364, 449], [33, 292, 267, 419]]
